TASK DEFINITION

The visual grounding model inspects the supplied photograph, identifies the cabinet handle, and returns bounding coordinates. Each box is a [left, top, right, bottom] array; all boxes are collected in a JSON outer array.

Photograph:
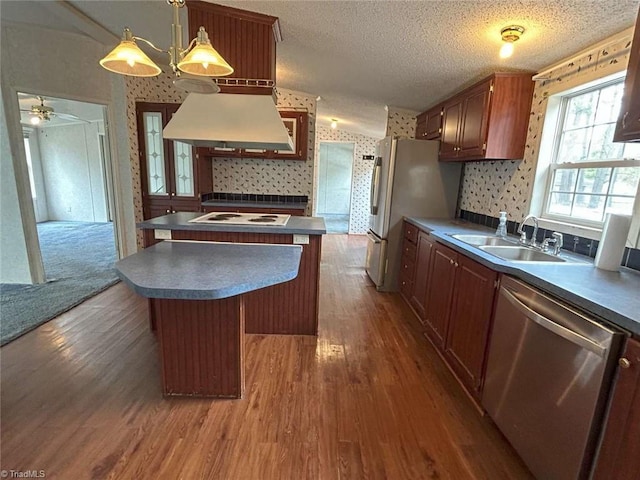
[[166, 209, 171, 213], [450, 259, 454, 265], [454, 262, 459, 267], [619, 358, 631, 369], [171, 192, 175, 197]]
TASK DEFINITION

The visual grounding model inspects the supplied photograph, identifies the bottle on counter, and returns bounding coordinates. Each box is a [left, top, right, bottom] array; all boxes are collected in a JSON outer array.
[[496, 211, 508, 238]]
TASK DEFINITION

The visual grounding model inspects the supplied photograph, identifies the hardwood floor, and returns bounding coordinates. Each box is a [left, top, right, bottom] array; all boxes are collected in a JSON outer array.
[[0, 235, 532, 479]]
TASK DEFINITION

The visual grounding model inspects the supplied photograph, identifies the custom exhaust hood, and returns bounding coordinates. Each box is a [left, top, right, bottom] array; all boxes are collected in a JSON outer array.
[[163, 93, 294, 151]]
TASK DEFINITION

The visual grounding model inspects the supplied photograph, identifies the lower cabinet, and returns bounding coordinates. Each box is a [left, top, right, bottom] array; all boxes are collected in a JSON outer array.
[[400, 225, 499, 401], [409, 231, 435, 319], [592, 337, 640, 479], [444, 255, 497, 396]]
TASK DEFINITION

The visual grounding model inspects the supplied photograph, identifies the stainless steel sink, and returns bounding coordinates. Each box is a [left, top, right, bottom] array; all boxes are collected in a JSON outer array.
[[450, 234, 516, 247], [479, 245, 567, 262]]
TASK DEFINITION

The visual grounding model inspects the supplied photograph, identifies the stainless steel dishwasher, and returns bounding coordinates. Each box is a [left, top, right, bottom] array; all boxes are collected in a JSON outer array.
[[482, 276, 624, 480]]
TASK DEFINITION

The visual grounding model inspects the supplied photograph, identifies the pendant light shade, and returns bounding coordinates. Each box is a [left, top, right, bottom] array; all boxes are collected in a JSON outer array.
[[99, 28, 162, 77], [177, 27, 234, 77]]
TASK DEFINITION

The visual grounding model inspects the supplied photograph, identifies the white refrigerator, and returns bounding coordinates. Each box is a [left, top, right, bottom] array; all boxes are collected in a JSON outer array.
[[365, 136, 462, 292]]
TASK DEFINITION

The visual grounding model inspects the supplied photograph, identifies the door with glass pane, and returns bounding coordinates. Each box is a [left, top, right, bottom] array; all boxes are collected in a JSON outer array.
[[136, 102, 211, 219]]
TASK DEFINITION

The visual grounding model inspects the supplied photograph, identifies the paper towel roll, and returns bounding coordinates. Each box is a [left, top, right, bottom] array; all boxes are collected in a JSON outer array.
[[594, 213, 631, 271]]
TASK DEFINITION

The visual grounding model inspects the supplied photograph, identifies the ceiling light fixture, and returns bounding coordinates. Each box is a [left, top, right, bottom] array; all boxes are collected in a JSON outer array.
[[330, 119, 338, 129], [99, 0, 233, 78], [499, 25, 525, 59]]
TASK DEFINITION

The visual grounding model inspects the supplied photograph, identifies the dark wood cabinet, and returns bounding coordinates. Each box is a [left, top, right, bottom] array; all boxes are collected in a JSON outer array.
[[440, 99, 463, 159], [445, 257, 498, 396], [438, 73, 534, 162], [592, 337, 640, 479], [415, 105, 443, 141], [423, 243, 458, 348], [397, 226, 500, 401], [614, 6, 640, 142], [204, 111, 308, 161], [409, 231, 435, 320], [136, 102, 213, 219], [399, 221, 419, 301]]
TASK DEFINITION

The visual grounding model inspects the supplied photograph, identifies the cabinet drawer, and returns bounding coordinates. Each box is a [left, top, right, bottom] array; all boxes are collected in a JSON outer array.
[[404, 223, 419, 244], [402, 241, 417, 261]]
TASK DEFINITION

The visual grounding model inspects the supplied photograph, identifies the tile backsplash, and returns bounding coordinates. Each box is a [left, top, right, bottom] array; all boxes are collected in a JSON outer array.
[[459, 209, 640, 271]]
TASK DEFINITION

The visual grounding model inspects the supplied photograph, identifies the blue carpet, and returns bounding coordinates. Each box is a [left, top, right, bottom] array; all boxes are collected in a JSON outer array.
[[0, 221, 119, 346]]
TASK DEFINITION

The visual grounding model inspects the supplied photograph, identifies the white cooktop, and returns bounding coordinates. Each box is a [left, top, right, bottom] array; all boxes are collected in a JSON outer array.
[[188, 212, 291, 226]]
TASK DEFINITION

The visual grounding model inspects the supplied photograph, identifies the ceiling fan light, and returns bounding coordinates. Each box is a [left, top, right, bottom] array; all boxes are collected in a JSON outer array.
[[500, 42, 515, 58], [30, 116, 41, 125], [99, 29, 162, 77], [177, 27, 234, 77]]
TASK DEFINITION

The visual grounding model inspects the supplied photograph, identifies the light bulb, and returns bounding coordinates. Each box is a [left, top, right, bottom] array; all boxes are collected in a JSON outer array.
[[127, 58, 136, 67], [30, 116, 41, 125], [500, 42, 514, 59], [330, 119, 338, 129]]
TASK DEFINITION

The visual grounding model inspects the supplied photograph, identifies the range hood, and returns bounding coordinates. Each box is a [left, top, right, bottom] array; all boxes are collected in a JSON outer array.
[[163, 93, 294, 151]]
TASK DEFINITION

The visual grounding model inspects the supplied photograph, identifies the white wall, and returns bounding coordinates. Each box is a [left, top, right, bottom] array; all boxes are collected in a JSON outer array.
[[0, 23, 135, 283], [37, 123, 108, 222]]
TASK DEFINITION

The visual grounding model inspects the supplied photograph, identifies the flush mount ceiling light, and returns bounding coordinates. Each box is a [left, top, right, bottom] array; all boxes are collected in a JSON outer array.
[[99, 0, 233, 79], [500, 25, 525, 59], [330, 119, 338, 129]]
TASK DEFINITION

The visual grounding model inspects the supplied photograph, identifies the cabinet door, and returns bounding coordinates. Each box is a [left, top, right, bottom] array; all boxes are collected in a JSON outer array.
[[614, 6, 640, 142], [138, 109, 171, 201], [410, 232, 434, 319], [459, 81, 491, 158], [440, 99, 463, 159], [425, 107, 443, 140], [415, 112, 428, 140], [444, 256, 498, 394], [423, 243, 457, 347], [592, 337, 640, 479]]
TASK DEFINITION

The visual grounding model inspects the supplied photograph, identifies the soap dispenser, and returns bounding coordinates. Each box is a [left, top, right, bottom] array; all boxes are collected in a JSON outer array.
[[496, 211, 508, 238]]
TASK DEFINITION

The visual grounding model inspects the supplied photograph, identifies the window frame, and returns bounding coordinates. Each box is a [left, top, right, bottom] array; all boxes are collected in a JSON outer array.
[[541, 77, 640, 228]]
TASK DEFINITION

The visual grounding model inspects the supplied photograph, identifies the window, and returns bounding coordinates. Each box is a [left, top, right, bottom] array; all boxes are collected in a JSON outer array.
[[543, 79, 640, 227]]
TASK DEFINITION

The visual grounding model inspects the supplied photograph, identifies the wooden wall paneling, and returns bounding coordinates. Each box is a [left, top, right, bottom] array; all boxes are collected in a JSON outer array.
[[155, 296, 244, 398], [187, 1, 278, 83], [171, 229, 321, 335]]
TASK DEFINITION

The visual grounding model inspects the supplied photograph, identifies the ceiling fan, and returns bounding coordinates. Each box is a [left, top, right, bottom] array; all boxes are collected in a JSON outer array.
[[21, 96, 88, 125]]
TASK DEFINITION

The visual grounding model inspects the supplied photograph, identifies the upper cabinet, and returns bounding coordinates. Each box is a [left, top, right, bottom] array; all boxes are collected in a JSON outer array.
[[415, 105, 443, 140], [205, 111, 308, 161], [614, 6, 640, 142], [438, 73, 534, 162]]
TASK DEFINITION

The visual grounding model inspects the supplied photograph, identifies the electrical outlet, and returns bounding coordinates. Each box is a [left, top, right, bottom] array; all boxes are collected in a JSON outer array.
[[154, 229, 172, 240], [293, 234, 309, 245]]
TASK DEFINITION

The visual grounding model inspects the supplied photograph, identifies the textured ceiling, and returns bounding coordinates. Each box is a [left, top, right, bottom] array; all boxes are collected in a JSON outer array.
[[3, 0, 640, 138]]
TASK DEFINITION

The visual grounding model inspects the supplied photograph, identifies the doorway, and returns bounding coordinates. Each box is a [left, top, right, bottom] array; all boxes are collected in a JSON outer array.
[[316, 142, 355, 234], [0, 93, 119, 345]]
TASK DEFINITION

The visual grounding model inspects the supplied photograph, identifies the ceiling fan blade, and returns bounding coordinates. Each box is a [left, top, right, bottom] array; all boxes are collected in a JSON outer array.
[[52, 112, 90, 123]]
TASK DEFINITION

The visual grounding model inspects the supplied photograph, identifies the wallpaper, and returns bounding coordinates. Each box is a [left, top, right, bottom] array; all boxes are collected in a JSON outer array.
[[211, 88, 317, 215], [314, 126, 379, 234], [458, 31, 633, 223], [385, 107, 418, 139], [125, 71, 187, 246]]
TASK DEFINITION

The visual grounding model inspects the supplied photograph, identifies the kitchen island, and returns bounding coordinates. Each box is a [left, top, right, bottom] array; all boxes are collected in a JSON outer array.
[[138, 212, 326, 335], [116, 240, 302, 397]]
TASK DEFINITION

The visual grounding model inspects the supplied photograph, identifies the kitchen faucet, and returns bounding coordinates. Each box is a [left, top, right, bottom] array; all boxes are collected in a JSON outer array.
[[518, 215, 539, 247]]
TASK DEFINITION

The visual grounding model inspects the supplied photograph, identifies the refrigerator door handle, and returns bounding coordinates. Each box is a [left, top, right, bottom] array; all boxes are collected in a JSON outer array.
[[370, 157, 382, 215]]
